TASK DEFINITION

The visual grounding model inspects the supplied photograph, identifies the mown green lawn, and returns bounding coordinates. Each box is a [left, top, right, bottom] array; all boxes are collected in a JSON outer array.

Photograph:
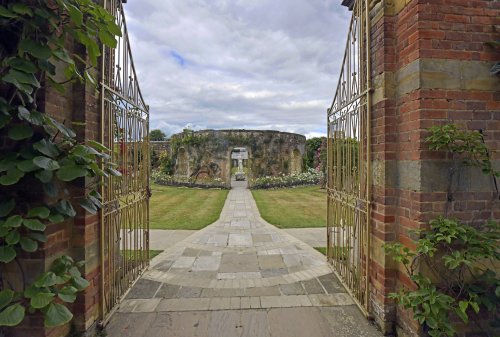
[[150, 184, 229, 230], [251, 186, 326, 228], [121, 249, 163, 260]]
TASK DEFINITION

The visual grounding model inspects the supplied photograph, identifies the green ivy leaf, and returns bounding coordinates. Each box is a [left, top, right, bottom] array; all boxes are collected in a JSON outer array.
[[98, 30, 117, 48], [469, 301, 480, 314], [107, 21, 122, 37], [28, 232, 47, 243], [8, 124, 33, 140], [17, 159, 38, 172], [5, 230, 20, 245], [23, 286, 37, 299], [106, 167, 122, 177], [455, 306, 469, 323], [0, 5, 18, 18], [19, 237, 38, 252], [8, 58, 37, 73], [55, 274, 71, 285], [35, 170, 53, 183], [52, 48, 74, 65], [0, 168, 24, 185], [23, 219, 46, 231], [84, 70, 96, 87], [5, 215, 22, 228], [72, 276, 89, 291], [56, 164, 88, 181], [43, 302, 72, 327], [87, 140, 110, 152], [0, 226, 8, 238], [88, 194, 102, 209], [56, 200, 76, 217], [79, 198, 97, 214], [19, 39, 51, 60], [48, 214, 64, 224], [71, 144, 99, 158], [57, 286, 77, 303], [30, 292, 55, 309], [33, 139, 60, 157], [27, 206, 50, 219], [0, 303, 25, 327], [33, 156, 60, 171], [11, 3, 33, 16], [3, 69, 40, 88], [39, 60, 56, 76], [66, 3, 83, 26], [0, 199, 15, 217], [46, 117, 76, 138], [0, 246, 16, 263], [0, 290, 13, 311], [68, 266, 81, 278], [34, 272, 57, 288]]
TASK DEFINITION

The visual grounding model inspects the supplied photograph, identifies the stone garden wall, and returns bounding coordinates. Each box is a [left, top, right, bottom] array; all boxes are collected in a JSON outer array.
[[153, 129, 306, 185]]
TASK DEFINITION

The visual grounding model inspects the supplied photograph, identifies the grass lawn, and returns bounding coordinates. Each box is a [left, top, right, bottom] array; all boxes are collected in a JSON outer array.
[[150, 184, 229, 230], [314, 246, 349, 260], [251, 185, 326, 228], [314, 247, 327, 255], [122, 249, 163, 260]]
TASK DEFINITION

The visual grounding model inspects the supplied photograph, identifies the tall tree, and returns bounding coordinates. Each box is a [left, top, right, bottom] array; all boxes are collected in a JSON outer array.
[[150, 129, 166, 141]]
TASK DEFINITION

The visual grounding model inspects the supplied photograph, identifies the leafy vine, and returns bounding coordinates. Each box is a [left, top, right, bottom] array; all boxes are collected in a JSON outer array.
[[385, 125, 500, 337], [0, 0, 120, 328]]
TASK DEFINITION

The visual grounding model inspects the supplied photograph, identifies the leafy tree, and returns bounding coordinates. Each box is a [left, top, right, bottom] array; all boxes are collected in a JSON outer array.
[[304, 137, 325, 169], [150, 129, 166, 141]]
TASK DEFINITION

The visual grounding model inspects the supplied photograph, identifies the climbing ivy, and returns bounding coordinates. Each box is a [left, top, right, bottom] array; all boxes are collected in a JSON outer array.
[[170, 129, 209, 154], [0, 0, 121, 328], [385, 125, 500, 336]]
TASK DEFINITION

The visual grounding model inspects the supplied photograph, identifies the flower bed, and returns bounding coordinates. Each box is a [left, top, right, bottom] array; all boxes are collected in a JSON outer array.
[[250, 168, 323, 189], [151, 170, 229, 189]]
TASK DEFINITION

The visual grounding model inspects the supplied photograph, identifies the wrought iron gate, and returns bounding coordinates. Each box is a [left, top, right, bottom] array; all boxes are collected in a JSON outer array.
[[327, 0, 371, 315], [99, 0, 150, 322]]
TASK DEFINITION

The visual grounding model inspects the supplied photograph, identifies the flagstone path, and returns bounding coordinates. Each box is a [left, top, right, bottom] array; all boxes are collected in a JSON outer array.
[[106, 180, 381, 337]]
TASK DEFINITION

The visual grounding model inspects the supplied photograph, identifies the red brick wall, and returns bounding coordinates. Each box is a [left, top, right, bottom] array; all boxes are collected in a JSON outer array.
[[369, 0, 500, 334], [6, 57, 103, 337]]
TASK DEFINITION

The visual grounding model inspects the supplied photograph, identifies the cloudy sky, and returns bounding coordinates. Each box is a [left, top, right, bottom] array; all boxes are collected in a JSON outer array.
[[124, 0, 351, 138]]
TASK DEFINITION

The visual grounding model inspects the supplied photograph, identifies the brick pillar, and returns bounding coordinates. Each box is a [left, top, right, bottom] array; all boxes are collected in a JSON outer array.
[[69, 58, 102, 335], [5, 48, 104, 337], [368, 0, 499, 335]]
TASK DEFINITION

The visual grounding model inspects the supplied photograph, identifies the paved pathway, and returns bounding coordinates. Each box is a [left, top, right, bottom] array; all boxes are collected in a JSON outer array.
[[149, 228, 326, 251], [106, 181, 381, 337]]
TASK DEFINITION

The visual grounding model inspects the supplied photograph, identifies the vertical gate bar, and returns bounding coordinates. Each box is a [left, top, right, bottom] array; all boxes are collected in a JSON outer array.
[[364, 0, 372, 311], [146, 108, 150, 262], [99, 0, 109, 320]]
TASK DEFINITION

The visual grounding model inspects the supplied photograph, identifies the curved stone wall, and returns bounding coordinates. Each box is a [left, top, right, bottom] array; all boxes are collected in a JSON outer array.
[[154, 129, 306, 184]]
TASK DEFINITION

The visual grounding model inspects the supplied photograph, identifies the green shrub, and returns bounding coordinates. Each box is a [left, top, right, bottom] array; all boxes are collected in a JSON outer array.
[[251, 168, 323, 189]]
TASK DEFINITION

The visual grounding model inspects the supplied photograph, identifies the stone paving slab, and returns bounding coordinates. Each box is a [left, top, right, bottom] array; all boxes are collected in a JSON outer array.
[[119, 292, 355, 313], [106, 181, 381, 337], [108, 307, 381, 337]]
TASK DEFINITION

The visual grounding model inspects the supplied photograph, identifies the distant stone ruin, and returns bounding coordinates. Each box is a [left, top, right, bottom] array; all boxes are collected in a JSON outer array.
[[151, 129, 306, 185]]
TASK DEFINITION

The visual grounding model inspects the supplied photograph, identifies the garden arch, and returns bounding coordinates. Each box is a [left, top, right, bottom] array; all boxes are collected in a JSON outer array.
[[176, 148, 189, 176], [289, 148, 302, 174]]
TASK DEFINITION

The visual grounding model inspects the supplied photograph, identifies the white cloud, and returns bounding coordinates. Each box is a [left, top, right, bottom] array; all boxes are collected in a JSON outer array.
[[124, 0, 351, 138]]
